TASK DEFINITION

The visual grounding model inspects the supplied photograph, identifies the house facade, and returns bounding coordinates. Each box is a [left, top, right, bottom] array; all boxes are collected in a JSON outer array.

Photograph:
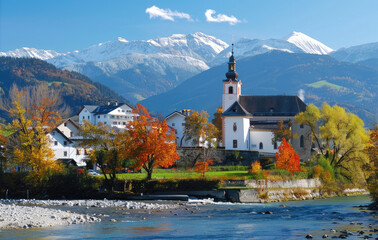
[[48, 119, 88, 167], [221, 51, 311, 161], [78, 102, 134, 129]]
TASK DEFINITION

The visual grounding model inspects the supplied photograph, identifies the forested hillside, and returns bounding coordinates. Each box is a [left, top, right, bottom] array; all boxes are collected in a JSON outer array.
[[0, 57, 127, 122]]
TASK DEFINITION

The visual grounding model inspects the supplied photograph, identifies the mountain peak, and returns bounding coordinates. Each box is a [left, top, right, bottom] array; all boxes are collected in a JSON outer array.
[[0, 47, 62, 60], [282, 31, 333, 55]]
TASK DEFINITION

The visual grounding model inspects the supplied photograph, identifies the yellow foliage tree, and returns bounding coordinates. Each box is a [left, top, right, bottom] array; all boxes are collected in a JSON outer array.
[[8, 96, 62, 185]]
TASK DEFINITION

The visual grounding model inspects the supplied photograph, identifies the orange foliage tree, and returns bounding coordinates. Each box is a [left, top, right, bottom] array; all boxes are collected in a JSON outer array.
[[275, 137, 301, 175], [194, 158, 213, 178], [125, 104, 180, 180]]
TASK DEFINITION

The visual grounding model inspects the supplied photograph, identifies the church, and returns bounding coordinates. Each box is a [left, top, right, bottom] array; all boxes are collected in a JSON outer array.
[[221, 48, 311, 161]]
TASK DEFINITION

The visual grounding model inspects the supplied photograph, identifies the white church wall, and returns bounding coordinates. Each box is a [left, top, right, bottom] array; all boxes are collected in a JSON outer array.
[[224, 117, 250, 150], [250, 130, 278, 153]]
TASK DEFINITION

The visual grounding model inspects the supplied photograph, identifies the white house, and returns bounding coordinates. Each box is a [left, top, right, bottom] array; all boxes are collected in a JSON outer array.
[[78, 102, 134, 129], [221, 50, 311, 161], [48, 119, 88, 167], [165, 110, 193, 147]]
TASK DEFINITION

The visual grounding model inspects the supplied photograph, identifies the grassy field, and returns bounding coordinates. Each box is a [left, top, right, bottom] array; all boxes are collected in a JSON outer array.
[[101, 170, 251, 180], [306, 80, 345, 91]]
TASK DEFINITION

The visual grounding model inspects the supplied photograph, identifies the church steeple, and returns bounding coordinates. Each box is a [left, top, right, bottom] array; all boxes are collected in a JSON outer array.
[[222, 44, 242, 114], [225, 44, 239, 81]]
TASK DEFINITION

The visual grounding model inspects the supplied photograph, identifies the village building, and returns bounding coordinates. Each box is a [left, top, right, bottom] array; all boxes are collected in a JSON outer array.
[[47, 119, 88, 167], [77, 102, 134, 129], [221, 48, 311, 161]]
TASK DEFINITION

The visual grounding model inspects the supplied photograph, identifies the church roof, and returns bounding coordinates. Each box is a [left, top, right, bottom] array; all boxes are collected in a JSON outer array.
[[239, 95, 306, 116], [222, 101, 251, 116]]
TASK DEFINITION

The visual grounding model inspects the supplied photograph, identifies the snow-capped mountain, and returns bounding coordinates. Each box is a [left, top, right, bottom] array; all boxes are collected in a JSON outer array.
[[283, 32, 333, 55], [48, 32, 228, 68], [0, 47, 63, 60], [211, 32, 333, 66], [331, 42, 378, 63]]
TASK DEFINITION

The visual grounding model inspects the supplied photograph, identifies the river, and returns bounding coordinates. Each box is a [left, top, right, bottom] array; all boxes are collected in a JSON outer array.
[[0, 195, 376, 239]]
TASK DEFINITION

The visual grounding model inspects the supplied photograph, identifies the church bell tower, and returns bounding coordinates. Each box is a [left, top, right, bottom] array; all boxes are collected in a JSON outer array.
[[222, 44, 241, 113]]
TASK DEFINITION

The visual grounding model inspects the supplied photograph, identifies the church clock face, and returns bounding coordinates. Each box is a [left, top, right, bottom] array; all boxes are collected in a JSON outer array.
[[233, 122, 237, 132]]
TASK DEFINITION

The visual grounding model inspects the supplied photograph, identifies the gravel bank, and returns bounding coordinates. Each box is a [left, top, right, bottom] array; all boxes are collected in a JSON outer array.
[[0, 199, 181, 229], [1, 199, 179, 209], [0, 202, 100, 229]]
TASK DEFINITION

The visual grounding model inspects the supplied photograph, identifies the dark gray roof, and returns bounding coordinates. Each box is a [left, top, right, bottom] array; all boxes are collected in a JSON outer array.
[[83, 105, 98, 113], [222, 101, 251, 116], [92, 103, 131, 115], [238, 95, 306, 116]]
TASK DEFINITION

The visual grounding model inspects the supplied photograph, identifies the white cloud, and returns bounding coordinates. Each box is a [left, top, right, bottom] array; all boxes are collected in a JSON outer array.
[[205, 9, 240, 25], [146, 6, 192, 21]]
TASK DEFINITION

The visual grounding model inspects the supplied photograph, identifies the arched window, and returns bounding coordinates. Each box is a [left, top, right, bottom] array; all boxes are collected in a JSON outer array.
[[259, 142, 263, 150], [300, 135, 304, 148], [228, 86, 233, 94], [274, 142, 278, 150]]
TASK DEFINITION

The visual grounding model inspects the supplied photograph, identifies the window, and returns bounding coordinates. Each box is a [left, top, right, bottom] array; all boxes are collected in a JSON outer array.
[[175, 130, 178, 134], [233, 140, 237, 148], [98, 116, 100, 119], [64, 151, 67, 157], [274, 142, 278, 149], [82, 116, 85, 119], [52, 131, 55, 136], [70, 132, 73, 137], [84, 148, 90, 155], [64, 122, 67, 126], [300, 135, 304, 148], [172, 123, 175, 126], [54, 141, 58, 146], [228, 86, 233, 94], [104, 122, 107, 125], [259, 142, 263, 150], [76, 149, 81, 155], [182, 123, 185, 126], [64, 141, 67, 146], [123, 122, 126, 125], [87, 116, 90, 119], [300, 124, 304, 128]]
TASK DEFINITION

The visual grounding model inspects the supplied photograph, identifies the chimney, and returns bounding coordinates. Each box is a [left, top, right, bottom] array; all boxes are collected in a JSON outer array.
[[115, 101, 118, 106]]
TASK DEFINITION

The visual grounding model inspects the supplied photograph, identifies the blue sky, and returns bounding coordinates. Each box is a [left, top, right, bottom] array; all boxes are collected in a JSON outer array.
[[1, 0, 378, 52]]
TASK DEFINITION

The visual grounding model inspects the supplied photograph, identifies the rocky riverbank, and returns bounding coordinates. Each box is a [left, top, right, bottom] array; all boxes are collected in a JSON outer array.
[[0, 199, 180, 229], [0, 202, 100, 229]]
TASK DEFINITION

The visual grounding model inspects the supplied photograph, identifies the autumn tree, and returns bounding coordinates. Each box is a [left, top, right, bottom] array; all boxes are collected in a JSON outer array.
[[0, 126, 7, 173], [78, 121, 125, 191], [212, 106, 223, 143], [272, 120, 293, 145], [7, 95, 62, 185], [182, 110, 218, 148], [295, 103, 369, 183], [365, 126, 378, 206], [275, 138, 301, 175], [194, 158, 213, 178], [126, 104, 180, 180]]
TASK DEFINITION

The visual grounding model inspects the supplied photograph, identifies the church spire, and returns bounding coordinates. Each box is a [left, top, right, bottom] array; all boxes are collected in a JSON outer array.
[[225, 43, 238, 81]]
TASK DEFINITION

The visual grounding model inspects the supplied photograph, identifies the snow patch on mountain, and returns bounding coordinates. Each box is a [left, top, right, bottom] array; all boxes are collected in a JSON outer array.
[[283, 31, 333, 55], [0, 47, 63, 60]]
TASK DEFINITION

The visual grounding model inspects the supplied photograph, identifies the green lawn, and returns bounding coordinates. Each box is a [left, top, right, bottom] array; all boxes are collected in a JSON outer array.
[[101, 170, 250, 180]]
